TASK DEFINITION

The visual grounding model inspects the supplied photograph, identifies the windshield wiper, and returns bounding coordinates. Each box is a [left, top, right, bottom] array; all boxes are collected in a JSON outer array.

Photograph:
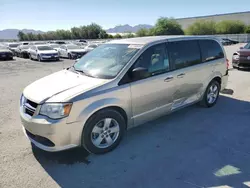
[[71, 65, 94, 77]]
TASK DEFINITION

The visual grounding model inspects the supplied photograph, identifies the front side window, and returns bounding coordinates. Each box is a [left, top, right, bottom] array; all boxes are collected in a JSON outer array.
[[133, 43, 170, 76], [199, 40, 224, 62], [168, 40, 201, 70], [73, 44, 139, 79]]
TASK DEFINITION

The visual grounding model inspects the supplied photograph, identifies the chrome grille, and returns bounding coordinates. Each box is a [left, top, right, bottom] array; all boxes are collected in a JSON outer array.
[[22, 97, 38, 116]]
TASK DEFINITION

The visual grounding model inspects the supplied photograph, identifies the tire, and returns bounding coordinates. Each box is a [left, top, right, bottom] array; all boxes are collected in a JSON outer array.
[[233, 65, 238, 69], [29, 54, 33, 60], [68, 53, 72, 59], [37, 55, 42, 62], [200, 80, 221, 108], [82, 109, 126, 154]]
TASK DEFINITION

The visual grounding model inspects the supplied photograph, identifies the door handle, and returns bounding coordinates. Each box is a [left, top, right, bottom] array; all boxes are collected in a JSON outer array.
[[164, 76, 174, 82], [177, 73, 185, 78]]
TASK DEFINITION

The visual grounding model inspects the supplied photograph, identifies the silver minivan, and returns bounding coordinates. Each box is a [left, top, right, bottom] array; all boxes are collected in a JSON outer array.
[[20, 36, 229, 154]]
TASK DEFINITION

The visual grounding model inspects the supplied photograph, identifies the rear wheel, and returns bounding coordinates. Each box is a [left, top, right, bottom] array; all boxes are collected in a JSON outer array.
[[68, 53, 72, 59], [200, 80, 220, 108], [82, 109, 126, 154]]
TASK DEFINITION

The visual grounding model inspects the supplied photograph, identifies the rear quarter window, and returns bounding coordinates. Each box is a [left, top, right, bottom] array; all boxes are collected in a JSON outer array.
[[199, 40, 224, 62]]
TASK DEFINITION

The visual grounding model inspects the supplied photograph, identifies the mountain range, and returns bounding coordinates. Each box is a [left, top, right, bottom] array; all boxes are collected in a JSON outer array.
[[0, 29, 44, 39], [106, 24, 153, 33], [0, 24, 153, 39]]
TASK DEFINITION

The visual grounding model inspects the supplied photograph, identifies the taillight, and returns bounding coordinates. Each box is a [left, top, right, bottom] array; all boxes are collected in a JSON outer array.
[[226, 58, 229, 70]]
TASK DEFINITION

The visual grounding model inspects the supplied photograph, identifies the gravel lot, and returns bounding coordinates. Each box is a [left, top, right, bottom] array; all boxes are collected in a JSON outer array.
[[1, 44, 250, 188]]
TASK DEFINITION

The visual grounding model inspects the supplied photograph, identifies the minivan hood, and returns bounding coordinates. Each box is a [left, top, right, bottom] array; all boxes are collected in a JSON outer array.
[[23, 69, 108, 104]]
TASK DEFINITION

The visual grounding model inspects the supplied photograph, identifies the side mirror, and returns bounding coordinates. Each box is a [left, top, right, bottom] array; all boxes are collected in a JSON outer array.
[[240, 47, 244, 49], [131, 67, 148, 80]]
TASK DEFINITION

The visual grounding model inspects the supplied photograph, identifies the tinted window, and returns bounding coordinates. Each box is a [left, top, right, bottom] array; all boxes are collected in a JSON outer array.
[[199, 40, 224, 62], [168, 40, 200, 70], [133, 43, 170, 76]]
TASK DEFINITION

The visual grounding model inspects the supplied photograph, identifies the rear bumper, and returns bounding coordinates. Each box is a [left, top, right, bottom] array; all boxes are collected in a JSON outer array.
[[221, 74, 228, 91]]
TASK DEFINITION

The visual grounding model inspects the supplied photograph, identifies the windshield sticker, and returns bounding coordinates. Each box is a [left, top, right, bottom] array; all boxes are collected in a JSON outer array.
[[128, 44, 143, 49]]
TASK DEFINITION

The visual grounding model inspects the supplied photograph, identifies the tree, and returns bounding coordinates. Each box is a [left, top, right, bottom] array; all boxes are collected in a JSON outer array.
[[136, 28, 148, 37], [216, 20, 245, 34], [123, 32, 135, 38], [98, 30, 108, 39], [113, 34, 122, 38], [245, 25, 250, 34], [153, 17, 184, 35], [185, 20, 216, 35], [108, 34, 114, 39], [17, 31, 25, 41]]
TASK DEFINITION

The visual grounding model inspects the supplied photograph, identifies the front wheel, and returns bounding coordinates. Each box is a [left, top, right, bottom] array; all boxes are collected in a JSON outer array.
[[37, 55, 42, 62], [82, 109, 126, 154], [200, 80, 220, 108]]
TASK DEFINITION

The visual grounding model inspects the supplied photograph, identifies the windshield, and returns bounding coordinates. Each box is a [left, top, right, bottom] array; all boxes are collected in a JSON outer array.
[[50, 44, 60, 48], [73, 44, 140, 79], [37, 46, 53, 51], [67, 45, 81, 49], [21, 45, 29, 49], [243, 43, 250, 49], [9, 44, 19, 48]]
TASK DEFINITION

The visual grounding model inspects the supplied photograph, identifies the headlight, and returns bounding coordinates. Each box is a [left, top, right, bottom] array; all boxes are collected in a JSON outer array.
[[20, 94, 25, 106], [233, 54, 239, 60], [39, 103, 72, 119]]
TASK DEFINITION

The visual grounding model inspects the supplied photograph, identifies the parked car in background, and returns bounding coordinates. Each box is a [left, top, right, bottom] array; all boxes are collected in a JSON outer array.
[[20, 36, 228, 154], [50, 41, 66, 45], [232, 43, 250, 69], [58, 44, 86, 59], [6, 43, 20, 54], [222, 38, 239, 45], [28, 45, 59, 61], [0, 45, 14, 60], [29, 42, 47, 45], [82, 43, 98, 53], [20, 42, 29, 45], [16, 45, 30, 58], [48, 44, 61, 51]]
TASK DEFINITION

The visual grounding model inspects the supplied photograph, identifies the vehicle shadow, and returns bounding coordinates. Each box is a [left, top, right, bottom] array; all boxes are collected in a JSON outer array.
[[33, 93, 250, 188]]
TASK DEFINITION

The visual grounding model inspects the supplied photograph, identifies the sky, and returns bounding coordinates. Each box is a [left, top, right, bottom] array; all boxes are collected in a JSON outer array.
[[0, 0, 250, 31]]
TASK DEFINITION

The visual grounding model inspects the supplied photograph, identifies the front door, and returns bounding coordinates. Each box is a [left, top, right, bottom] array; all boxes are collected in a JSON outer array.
[[130, 43, 177, 126]]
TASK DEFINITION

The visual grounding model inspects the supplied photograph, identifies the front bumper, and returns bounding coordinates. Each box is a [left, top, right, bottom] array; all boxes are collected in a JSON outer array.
[[232, 59, 250, 69], [40, 55, 59, 61], [20, 106, 80, 152]]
